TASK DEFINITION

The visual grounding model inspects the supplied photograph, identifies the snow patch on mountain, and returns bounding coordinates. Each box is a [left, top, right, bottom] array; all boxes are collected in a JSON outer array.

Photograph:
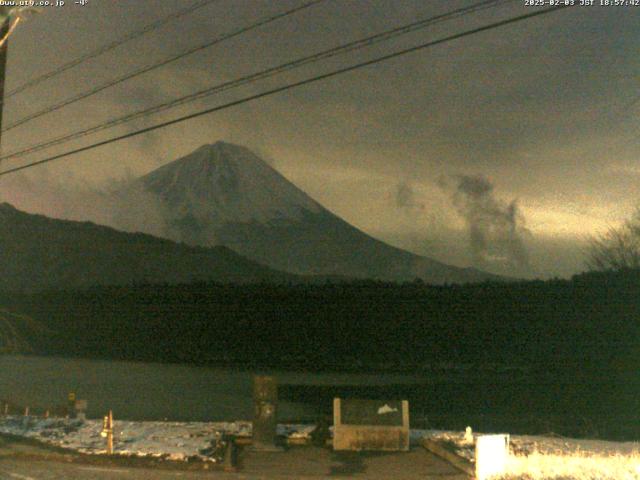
[[141, 142, 322, 225]]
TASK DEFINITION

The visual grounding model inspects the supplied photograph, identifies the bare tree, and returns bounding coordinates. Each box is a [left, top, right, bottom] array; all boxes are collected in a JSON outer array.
[[586, 208, 640, 271]]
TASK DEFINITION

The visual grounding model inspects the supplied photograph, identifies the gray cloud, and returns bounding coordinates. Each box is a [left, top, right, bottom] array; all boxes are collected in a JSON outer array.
[[444, 174, 530, 272], [0, 169, 170, 240], [395, 180, 424, 211]]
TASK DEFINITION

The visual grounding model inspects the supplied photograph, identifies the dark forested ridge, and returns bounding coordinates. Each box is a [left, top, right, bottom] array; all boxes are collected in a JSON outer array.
[[2, 269, 638, 374], [0, 202, 298, 291]]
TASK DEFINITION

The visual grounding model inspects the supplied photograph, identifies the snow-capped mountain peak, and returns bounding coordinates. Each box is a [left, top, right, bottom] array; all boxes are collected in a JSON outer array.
[[140, 141, 321, 225]]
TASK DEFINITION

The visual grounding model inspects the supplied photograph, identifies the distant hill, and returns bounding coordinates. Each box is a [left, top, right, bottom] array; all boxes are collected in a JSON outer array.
[[0, 202, 295, 291], [123, 141, 502, 284]]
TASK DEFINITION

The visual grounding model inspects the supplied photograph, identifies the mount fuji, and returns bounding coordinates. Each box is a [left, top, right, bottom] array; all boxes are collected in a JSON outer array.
[[124, 141, 500, 284]]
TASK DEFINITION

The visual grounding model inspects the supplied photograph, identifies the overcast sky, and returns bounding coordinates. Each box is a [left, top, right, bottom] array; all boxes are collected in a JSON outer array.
[[0, 0, 638, 279]]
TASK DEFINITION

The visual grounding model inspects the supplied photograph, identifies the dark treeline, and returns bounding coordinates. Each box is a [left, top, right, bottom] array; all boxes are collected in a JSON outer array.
[[1, 269, 638, 375]]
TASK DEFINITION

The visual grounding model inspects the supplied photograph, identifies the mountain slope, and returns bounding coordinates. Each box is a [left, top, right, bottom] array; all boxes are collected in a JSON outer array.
[[0, 203, 295, 291], [129, 141, 500, 284]]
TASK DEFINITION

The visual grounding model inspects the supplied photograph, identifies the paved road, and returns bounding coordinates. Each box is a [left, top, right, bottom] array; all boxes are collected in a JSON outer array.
[[0, 460, 218, 480]]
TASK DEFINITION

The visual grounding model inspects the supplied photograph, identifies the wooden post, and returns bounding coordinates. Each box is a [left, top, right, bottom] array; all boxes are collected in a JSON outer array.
[[21, 405, 30, 428], [252, 375, 281, 451], [102, 410, 114, 454], [223, 435, 236, 472], [74, 399, 87, 422], [67, 392, 76, 418], [107, 410, 113, 454]]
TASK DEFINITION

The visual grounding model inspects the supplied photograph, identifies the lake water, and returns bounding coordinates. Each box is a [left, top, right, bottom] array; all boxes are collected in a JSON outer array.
[[0, 355, 423, 422], [1, 355, 636, 440]]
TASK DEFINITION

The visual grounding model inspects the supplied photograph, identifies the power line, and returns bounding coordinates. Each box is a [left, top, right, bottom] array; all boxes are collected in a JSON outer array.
[[3, 0, 327, 133], [0, 0, 511, 163], [3, 0, 220, 103], [0, 5, 572, 179]]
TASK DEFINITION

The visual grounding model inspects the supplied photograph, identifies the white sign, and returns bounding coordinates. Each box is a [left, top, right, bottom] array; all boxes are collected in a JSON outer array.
[[475, 434, 510, 480]]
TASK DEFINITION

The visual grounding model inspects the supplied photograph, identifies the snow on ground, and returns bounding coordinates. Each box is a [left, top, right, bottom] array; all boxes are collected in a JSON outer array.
[[0, 415, 426, 461], [0, 416, 313, 462], [423, 429, 640, 462], [424, 429, 640, 479], [2, 416, 640, 478]]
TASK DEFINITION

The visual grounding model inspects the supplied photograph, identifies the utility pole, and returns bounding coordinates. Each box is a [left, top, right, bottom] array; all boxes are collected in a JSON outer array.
[[0, 7, 38, 156], [0, 7, 10, 152]]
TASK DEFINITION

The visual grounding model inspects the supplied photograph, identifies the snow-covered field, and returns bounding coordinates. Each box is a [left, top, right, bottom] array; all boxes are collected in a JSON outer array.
[[0, 416, 313, 462], [425, 430, 640, 479]]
